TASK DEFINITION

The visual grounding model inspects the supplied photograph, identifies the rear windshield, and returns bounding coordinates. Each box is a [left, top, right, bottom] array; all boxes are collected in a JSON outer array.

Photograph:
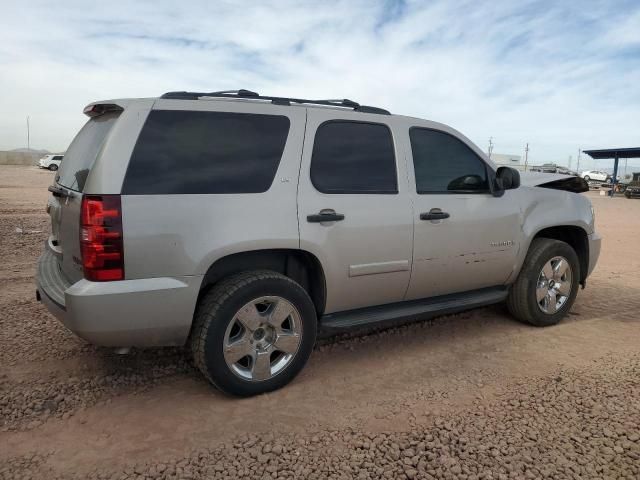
[[121, 110, 290, 195], [56, 112, 120, 192]]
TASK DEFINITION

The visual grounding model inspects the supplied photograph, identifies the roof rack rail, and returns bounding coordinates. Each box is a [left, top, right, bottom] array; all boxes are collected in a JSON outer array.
[[159, 90, 390, 115]]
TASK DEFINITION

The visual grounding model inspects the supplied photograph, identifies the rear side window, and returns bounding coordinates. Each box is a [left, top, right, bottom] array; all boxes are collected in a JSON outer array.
[[410, 128, 490, 194], [310, 121, 397, 194], [56, 112, 120, 192], [122, 110, 290, 195], [53, 155, 63, 160]]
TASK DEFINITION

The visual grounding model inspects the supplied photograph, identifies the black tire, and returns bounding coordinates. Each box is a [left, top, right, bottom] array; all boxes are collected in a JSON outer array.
[[48, 164, 58, 171], [583, 175, 590, 181], [190, 270, 317, 397], [507, 238, 580, 327]]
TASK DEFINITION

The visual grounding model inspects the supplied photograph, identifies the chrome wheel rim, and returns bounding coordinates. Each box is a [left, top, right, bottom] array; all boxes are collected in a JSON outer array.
[[536, 256, 572, 314], [223, 296, 302, 382]]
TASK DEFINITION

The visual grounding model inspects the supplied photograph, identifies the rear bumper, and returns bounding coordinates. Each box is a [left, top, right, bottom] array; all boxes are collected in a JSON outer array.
[[587, 231, 601, 278], [36, 248, 202, 347]]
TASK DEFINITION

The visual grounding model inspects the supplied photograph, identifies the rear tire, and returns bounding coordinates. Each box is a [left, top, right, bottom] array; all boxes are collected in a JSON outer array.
[[583, 175, 590, 181], [190, 271, 317, 397], [48, 164, 58, 171], [507, 238, 580, 327]]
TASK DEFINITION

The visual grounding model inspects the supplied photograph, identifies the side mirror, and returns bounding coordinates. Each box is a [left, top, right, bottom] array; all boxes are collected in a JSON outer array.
[[495, 167, 520, 194]]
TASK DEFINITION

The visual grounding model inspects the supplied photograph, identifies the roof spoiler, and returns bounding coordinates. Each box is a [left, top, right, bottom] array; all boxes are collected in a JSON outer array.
[[83, 103, 124, 117]]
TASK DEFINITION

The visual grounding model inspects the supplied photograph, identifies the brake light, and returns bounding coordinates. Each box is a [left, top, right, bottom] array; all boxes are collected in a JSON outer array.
[[80, 195, 124, 281], [83, 103, 123, 117]]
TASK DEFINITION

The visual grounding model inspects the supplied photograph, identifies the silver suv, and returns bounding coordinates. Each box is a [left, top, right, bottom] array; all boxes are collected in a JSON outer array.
[[36, 90, 601, 396]]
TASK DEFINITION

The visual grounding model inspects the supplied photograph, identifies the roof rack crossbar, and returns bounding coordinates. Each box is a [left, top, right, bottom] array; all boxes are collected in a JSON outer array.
[[159, 90, 390, 115]]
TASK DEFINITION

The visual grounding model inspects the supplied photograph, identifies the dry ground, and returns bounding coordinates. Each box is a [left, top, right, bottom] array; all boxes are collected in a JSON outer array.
[[1, 165, 639, 480]]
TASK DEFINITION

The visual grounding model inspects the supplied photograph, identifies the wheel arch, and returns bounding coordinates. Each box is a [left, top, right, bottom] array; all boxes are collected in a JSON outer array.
[[532, 225, 589, 286], [197, 249, 327, 317]]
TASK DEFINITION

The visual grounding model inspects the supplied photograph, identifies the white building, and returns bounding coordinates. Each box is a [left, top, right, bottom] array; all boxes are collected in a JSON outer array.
[[490, 153, 525, 171]]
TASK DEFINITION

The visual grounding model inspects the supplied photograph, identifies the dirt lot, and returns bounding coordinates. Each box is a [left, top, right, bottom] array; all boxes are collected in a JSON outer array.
[[1, 165, 639, 480]]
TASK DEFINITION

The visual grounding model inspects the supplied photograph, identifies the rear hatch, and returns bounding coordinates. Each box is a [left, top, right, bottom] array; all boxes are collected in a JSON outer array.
[[47, 109, 121, 284]]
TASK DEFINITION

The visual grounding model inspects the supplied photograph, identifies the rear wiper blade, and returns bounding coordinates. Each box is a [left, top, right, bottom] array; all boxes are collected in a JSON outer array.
[[48, 185, 75, 199]]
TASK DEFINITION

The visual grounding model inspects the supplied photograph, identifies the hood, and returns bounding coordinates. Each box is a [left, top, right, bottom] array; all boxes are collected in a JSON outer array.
[[520, 172, 589, 193]]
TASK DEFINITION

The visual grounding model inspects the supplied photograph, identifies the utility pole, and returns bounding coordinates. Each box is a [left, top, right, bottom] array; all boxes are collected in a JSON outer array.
[[576, 148, 581, 173], [488, 137, 494, 159], [27, 116, 30, 151], [524, 143, 529, 171]]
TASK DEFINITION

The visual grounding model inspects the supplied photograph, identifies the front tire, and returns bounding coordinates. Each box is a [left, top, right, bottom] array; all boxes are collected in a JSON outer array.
[[507, 238, 580, 327], [191, 271, 317, 397], [48, 164, 58, 171]]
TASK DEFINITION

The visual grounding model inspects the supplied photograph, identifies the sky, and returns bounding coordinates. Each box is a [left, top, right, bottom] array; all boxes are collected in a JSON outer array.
[[1, 0, 639, 171]]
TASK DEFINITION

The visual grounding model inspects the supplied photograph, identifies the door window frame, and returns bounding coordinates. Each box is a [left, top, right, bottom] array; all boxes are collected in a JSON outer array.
[[310, 119, 399, 195], [408, 126, 497, 195]]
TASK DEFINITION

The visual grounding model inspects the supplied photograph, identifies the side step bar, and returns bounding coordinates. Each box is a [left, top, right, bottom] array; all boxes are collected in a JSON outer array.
[[319, 286, 508, 335]]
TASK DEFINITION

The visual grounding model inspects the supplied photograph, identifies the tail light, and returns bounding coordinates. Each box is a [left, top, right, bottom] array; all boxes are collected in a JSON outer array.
[[80, 195, 124, 281]]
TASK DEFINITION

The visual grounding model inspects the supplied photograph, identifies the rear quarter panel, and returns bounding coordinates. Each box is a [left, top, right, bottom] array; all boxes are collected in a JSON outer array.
[[119, 100, 307, 279]]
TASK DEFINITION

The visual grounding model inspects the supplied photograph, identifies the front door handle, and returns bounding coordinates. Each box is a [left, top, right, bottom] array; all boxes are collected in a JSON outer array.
[[420, 208, 450, 221], [307, 210, 345, 223]]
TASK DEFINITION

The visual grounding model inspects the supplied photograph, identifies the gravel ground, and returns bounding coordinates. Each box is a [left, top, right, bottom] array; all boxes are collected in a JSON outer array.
[[1, 166, 639, 479], [4, 357, 639, 480]]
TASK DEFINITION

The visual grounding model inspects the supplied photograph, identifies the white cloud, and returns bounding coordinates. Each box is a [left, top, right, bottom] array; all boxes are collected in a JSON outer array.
[[0, 0, 638, 170]]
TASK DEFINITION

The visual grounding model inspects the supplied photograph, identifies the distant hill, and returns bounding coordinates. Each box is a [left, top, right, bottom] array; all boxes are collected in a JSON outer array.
[[10, 148, 50, 154]]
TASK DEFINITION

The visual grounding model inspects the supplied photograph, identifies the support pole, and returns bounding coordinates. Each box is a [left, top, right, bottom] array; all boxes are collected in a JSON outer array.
[[611, 154, 619, 197]]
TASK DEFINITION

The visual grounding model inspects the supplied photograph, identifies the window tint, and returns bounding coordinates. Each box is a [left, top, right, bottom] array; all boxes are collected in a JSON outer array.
[[53, 156, 63, 160], [409, 128, 490, 194], [122, 110, 290, 195], [56, 112, 120, 192], [310, 121, 397, 194]]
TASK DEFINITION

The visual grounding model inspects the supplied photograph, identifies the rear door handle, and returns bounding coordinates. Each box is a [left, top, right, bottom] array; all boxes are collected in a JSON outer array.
[[420, 209, 450, 221], [307, 210, 345, 223]]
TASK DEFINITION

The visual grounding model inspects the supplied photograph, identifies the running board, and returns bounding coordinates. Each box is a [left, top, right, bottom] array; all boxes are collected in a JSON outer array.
[[319, 286, 508, 335]]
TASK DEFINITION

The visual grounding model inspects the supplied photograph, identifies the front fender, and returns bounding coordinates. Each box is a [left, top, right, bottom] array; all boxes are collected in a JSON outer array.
[[507, 186, 592, 283]]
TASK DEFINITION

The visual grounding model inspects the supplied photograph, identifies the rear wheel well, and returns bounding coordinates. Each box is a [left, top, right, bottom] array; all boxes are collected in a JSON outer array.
[[198, 249, 326, 317], [533, 226, 589, 286]]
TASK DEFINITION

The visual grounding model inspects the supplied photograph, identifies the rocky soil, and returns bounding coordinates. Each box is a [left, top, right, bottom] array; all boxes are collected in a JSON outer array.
[[1, 166, 639, 479]]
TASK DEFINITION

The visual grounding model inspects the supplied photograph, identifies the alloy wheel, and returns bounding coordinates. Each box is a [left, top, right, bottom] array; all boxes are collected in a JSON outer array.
[[536, 256, 573, 314], [223, 296, 302, 381]]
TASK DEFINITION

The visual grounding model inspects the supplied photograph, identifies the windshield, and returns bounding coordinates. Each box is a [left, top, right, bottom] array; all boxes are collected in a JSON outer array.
[[56, 112, 120, 191]]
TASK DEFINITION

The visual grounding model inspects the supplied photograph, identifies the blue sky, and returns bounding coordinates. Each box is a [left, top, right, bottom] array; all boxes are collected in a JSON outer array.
[[1, 0, 639, 170]]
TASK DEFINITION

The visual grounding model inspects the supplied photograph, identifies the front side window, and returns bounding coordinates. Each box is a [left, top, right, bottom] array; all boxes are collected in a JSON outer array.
[[122, 110, 290, 194], [310, 121, 397, 194], [410, 128, 490, 194]]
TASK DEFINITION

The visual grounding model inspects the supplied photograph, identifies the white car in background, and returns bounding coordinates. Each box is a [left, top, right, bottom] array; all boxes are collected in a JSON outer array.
[[580, 170, 610, 182], [38, 154, 64, 171]]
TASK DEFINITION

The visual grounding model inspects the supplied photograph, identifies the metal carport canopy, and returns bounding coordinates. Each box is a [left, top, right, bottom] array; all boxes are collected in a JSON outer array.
[[582, 147, 640, 159], [583, 147, 640, 197]]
